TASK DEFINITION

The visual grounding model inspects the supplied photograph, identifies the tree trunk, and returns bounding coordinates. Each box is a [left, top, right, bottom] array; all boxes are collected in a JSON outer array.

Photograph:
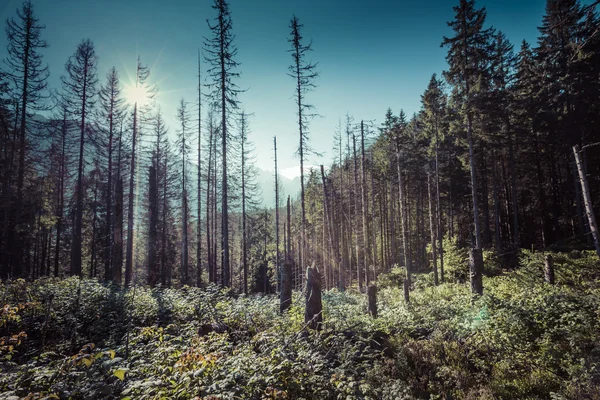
[[280, 196, 293, 313], [469, 247, 483, 296], [305, 265, 322, 330], [321, 165, 340, 289], [367, 284, 377, 318], [113, 177, 124, 286], [125, 103, 138, 286], [427, 172, 438, 285], [573, 145, 600, 258], [196, 52, 202, 288], [544, 254, 555, 284], [148, 165, 158, 287], [71, 70, 89, 277], [396, 149, 411, 285], [360, 121, 372, 286]]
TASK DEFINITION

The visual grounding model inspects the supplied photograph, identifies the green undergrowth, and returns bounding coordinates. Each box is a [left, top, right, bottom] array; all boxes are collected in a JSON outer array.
[[1, 250, 599, 399]]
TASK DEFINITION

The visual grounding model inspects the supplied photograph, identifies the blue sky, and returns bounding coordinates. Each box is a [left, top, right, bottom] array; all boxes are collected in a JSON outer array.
[[0, 0, 578, 177]]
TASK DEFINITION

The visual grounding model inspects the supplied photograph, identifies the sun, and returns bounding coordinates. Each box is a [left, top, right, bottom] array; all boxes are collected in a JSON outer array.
[[124, 84, 150, 106]]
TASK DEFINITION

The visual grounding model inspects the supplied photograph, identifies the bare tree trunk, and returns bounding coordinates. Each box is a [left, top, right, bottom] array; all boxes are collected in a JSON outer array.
[[360, 121, 372, 287], [280, 196, 293, 313], [113, 177, 124, 285], [90, 174, 98, 277], [148, 165, 158, 287], [467, 113, 482, 250], [481, 152, 492, 248], [352, 129, 361, 290], [492, 153, 502, 249], [196, 51, 202, 287], [573, 145, 600, 258], [125, 102, 138, 286], [241, 134, 248, 294], [71, 72, 89, 277], [427, 172, 438, 285], [54, 110, 67, 278], [507, 133, 520, 247], [544, 254, 554, 284], [206, 121, 214, 284], [274, 136, 280, 292], [367, 284, 377, 318], [321, 165, 340, 289], [396, 149, 411, 285], [369, 151, 377, 285], [305, 265, 322, 330], [469, 247, 483, 296]]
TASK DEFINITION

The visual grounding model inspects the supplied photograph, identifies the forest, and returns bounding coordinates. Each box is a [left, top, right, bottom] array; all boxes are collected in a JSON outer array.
[[1, 0, 600, 398]]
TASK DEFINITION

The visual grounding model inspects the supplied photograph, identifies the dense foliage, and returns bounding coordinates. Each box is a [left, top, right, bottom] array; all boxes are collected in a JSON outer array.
[[1, 250, 599, 399]]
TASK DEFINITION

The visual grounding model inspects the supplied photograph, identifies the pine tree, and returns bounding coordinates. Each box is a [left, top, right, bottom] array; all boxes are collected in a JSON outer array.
[[176, 99, 191, 285], [442, 0, 493, 294], [288, 15, 318, 275], [62, 38, 98, 277], [196, 50, 203, 287], [204, 0, 241, 287], [125, 57, 152, 287], [238, 111, 260, 294], [2, 0, 49, 278], [98, 67, 125, 282], [421, 74, 447, 282]]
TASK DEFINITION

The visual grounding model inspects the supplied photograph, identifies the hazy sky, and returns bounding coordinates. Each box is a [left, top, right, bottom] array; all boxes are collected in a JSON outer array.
[[0, 0, 577, 177]]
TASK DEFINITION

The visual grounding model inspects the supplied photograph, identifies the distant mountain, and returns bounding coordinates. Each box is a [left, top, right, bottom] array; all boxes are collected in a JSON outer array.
[[256, 168, 301, 208]]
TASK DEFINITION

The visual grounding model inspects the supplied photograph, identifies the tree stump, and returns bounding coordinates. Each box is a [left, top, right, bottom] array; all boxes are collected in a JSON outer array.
[[279, 258, 293, 313], [469, 247, 483, 295], [544, 254, 555, 284], [305, 266, 322, 330], [403, 279, 410, 303], [367, 284, 377, 318]]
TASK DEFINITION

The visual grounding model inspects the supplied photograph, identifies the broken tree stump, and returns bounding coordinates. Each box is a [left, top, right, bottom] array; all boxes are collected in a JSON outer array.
[[305, 266, 323, 330], [544, 254, 555, 285], [403, 279, 410, 303], [469, 247, 484, 296], [367, 284, 377, 318], [280, 258, 293, 313]]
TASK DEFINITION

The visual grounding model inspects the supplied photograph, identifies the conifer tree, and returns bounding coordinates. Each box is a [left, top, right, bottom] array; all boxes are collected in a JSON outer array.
[[204, 0, 241, 287], [98, 67, 125, 282], [288, 15, 318, 274], [62, 38, 98, 277], [2, 0, 49, 278], [176, 99, 191, 285]]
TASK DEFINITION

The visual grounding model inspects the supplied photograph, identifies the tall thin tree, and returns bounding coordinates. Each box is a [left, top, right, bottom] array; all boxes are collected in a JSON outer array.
[[288, 15, 318, 274], [3, 0, 49, 278], [204, 0, 241, 287], [62, 38, 98, 277]]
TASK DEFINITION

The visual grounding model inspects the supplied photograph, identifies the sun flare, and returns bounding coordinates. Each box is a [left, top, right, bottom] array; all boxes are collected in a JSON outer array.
[[124, 84, 150, 106]]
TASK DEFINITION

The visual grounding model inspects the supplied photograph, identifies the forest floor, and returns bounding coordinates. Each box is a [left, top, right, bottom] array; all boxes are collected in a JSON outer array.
[[1, 249, 600, 399]]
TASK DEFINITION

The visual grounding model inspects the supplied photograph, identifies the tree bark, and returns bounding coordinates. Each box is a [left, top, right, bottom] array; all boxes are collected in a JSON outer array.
[[305, 265, 322, 330], [469, 247, 483, 296], [148, 165, 158, 287], [427, 172, 438, 285], [367, 284, 377, 318], [573, 145, 600, 258], [280, 196, 293, 313], [544, 254, 555, 284]]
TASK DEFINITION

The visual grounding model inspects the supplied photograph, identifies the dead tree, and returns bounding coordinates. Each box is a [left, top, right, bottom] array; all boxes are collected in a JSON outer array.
[[427, 171, 439, 285], [367, 284, 377, 318], [280, 196, 293, 313], [544, 254, 554, 284], [573, 145, 600, 259], [274, 136, 280, 292], [305, 265, 322, 330], [469, 248, 484, 296], [147, 165, 158, 287]]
